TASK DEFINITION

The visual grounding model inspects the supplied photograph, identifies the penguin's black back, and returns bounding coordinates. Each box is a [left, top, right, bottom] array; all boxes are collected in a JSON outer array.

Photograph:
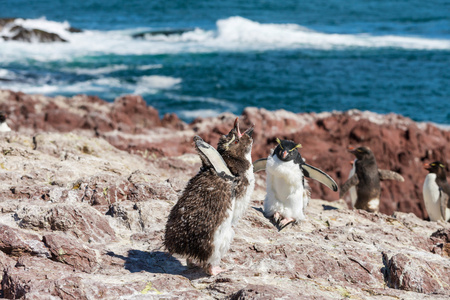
[[428, 162, 450, 197], [354, 155, 381, 210], [164, 168, 233, 262]]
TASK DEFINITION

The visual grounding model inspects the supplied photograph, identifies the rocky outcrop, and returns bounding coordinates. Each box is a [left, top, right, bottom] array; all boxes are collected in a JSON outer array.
[[0, 128, 449, 299], [1, 89, 449, 220], [0, 18, 81, 43]]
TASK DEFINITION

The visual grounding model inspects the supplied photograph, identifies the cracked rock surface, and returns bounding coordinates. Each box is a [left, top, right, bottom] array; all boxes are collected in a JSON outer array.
[[0, 130, 449, 299]]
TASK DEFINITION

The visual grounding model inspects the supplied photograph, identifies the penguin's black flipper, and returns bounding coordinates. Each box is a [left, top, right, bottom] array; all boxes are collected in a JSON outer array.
[[194, 136, 234, 179], [378, 169, 405, 182], [340, 174, 359, 198], [301, 163, 338, 192], [253, 158, 268, 173]]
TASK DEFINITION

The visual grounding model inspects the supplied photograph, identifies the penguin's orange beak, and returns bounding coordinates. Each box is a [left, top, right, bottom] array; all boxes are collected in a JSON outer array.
[[423, 162, 430, 170], [282, 150, 288, 159], [349, 160, 354, 165]]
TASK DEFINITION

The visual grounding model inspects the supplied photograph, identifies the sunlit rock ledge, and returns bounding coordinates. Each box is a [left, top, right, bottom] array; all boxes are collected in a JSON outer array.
[[0, 89, 450, 298], [1, 88, 449, 218]]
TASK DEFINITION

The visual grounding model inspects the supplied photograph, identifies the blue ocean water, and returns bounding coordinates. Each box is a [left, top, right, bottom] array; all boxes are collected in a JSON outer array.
[[0, 0, 449, 124]]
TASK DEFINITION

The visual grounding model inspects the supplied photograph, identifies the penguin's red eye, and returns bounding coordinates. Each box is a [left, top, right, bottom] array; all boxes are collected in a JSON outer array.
[[235, 140, 238, 144]]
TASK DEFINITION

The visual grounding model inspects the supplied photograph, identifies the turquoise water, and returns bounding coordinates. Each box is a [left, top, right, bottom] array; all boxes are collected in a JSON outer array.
[[1, 0, 449, 124]]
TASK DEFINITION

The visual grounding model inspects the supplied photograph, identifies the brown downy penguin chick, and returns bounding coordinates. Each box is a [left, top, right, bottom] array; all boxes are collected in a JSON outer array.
[[217, 118, 255, 225], [423, 161, 450, 222], [164, 118, 254, 276], [340, 146, 404, 212]]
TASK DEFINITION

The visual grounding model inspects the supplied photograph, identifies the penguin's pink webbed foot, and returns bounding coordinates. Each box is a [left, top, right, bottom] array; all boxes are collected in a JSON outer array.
[[279, 217, 295, 228], [273, 212, 281, 222], [207, 265, 227, 276]]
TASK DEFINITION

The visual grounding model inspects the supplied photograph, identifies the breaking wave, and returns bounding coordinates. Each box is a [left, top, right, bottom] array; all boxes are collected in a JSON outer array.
[[1, 16, 450, 64]]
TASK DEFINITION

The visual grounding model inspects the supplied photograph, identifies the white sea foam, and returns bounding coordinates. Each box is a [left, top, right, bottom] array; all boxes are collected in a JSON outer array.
[[0, 74, 182, 96], [178, 109, 223, 120], [165, 93, 237, 109], [136, 64, 163, 70], [137, 75, 181, 89], [0, 68, 13, 79], [133, 75, 181, 95], [63, 64, 129, 75], [1, 16, 450, 64]]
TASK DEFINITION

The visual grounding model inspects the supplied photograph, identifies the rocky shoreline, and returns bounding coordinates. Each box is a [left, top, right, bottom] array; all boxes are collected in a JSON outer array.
[[0, 89, 450, 299]]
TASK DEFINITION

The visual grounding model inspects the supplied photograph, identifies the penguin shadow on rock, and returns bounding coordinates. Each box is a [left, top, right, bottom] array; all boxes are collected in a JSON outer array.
[[423, 161, 450, 222], [105, 250, 207, 279], [340, 146, 404, 213], [164, 118, 255, 276], [253, 138, 338, 231]]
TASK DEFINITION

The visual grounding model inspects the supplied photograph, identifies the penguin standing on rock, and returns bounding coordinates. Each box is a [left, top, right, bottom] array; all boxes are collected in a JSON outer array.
[[423, 161, 450, 222], [253, 138, 338, 229], [0, 112, 11, 132], [340, 146, 404, 212], [164, 118, 254, 276]]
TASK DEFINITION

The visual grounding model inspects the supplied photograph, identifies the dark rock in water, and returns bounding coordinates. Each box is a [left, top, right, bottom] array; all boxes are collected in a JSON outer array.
[[0, 18, 15, 28], [2, 26, 67, 43], [132, 28, 194, 39], [0, 17, 82, 43], [67, 26, 83, 33]]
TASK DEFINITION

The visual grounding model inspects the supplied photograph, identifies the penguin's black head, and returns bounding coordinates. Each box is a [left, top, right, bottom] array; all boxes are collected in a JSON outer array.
[[424, 161, 447, 177], [273, 138, 302, 162], [217, 117, 254, 165], [348, 146, 374, 161], [0, 112, 7, 123]]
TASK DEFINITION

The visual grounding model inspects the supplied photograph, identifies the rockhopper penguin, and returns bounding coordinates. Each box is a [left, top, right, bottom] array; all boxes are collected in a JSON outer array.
[[0, 112, 11, 132], [164, 118, 254, 276], [423, 161, 450, 222], [340, 146, 404, 212], [253, 138, 338, 228]]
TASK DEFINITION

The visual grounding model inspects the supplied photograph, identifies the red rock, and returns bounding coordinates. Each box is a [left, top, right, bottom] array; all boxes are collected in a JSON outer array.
[[1, 256, 76, 299], [0, 250, 16, 273], [429, 228, 450, 256], [229, 284, 299, 299], [1, 256, 140, 299], [43, 233, 98, 273], [16, 204, 116, 244], [1, 89, 450, 219], [0, 224, 50, 258], [382, 252, 449, 294]]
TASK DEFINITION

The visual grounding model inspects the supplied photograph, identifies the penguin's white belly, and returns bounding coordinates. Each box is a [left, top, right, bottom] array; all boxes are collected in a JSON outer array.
[[445, 207, 450, 222], [367, 198, 380, 211], [208, 205, 234, 266], [423, 174, 443, 221], [272, 175, 302, 201], [264, 155, 308, 220], [232, 151, 255, 225], [0, 122, 11, 132], [349, 160, 357, 207]]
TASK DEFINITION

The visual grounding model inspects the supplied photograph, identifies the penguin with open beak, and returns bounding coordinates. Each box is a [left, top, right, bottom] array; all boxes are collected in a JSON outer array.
[[423, 161, 450, 222], [164, 118, 254, 276], [253, 138, 338, 229]]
